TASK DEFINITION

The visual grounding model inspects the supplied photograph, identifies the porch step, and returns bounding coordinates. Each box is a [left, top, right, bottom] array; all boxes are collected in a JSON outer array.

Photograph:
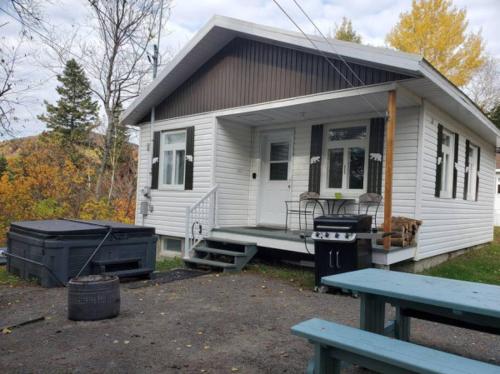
[[194, 246, 247, 257], [184, 238, 258, 273], [205, 238, 257, 246], [184, 257, 236, 270]]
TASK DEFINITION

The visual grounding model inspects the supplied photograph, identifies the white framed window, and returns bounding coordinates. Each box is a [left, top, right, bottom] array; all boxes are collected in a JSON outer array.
[[322, 122, 369, 194], [467, 143, 478, 200], [162, 236, 183, 253], [159, 130, 186, 189], [439, 128, 455, 198]]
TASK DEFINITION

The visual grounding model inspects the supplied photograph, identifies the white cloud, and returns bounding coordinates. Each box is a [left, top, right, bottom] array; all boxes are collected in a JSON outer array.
[[1, 0, 499, 139]]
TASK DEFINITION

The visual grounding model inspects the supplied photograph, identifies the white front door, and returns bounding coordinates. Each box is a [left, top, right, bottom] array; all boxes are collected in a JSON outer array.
[[258, 129, 293, 227]]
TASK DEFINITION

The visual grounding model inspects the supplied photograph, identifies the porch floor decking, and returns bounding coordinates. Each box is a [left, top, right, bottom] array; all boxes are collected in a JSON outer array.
[[212, 226, 313, 242], [210, 226, 417, 265]]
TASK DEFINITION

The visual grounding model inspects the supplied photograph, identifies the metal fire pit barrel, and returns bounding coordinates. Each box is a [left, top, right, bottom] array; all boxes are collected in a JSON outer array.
[[68, 275, 120, 321]]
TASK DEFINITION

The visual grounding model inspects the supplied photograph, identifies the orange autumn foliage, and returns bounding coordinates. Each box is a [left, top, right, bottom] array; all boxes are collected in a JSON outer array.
[[0, 133, 136, 242]]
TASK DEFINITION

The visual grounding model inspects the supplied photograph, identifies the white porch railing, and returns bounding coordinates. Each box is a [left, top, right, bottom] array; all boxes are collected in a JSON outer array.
[[184, 185, 218, 259]]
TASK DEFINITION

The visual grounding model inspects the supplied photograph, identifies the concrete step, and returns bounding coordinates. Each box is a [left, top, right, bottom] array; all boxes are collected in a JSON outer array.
[[194, 246, 247, 257]]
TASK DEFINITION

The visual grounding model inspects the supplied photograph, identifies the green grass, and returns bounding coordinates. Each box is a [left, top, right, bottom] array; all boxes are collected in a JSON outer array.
[[245, 261, 315, 289], [422, 227, 500, 285], [155, 256, 185, 272], [0, 266, 28, 287]]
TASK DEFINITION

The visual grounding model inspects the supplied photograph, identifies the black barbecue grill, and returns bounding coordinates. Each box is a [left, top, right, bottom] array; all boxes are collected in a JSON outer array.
[[312, 214, 372, 290]]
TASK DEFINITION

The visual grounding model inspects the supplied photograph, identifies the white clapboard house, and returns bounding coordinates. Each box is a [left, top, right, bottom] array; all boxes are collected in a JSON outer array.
[[121, 16, 499, 269]]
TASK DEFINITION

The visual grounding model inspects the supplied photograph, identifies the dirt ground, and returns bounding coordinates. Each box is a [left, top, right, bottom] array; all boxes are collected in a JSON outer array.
[[0, 271, 499, 373]]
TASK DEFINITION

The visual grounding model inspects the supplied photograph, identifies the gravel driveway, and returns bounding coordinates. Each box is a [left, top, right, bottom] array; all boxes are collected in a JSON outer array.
[[0, 271, 499, 373]]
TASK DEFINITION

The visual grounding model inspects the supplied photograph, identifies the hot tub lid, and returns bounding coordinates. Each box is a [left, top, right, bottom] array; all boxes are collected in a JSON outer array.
[[10, 219, 155, 236]]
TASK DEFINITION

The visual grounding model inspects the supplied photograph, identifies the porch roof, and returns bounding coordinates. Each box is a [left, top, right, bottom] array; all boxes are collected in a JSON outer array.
[[216, 81, 415, 126], [215, 80, 500, 146]]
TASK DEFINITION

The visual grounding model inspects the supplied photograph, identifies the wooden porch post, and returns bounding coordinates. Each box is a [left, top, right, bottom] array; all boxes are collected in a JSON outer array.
[[383, 90, 396, 250]]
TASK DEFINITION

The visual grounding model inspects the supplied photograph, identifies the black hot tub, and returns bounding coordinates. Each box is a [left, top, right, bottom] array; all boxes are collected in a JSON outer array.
[[6, 219, 157, 287]]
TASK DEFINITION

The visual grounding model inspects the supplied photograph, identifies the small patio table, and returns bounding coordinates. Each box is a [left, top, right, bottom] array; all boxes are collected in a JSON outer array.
[[307, 197, 355, 215], [322, 268, 500, 341]]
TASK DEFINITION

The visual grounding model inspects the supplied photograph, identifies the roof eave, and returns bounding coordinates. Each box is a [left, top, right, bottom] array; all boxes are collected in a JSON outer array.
[[418, 60, 500, 142]]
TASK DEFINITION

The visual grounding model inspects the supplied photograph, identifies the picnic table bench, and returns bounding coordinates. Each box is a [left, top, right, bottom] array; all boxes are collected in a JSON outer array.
[[292, 318, 500, 374], [292, 269, 500, 373]]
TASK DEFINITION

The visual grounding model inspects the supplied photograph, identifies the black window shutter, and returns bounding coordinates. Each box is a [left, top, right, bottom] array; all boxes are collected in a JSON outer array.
[[435, 124, 444, 197], [151, 131, 161, 189], [463, 139, 470, 200], [476, 146, 480, 201], [185, 126, 195, 190], [308, 124, 323, 193], [367, 117, 385, 194], [452, 133, 459, 198]]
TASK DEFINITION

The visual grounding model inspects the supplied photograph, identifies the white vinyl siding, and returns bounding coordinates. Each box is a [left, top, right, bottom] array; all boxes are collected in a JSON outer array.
[[135, 113, 215, 237], [135, 100, 495, 260], [214, 120, 252, 227], [416, 102, 495, 259]]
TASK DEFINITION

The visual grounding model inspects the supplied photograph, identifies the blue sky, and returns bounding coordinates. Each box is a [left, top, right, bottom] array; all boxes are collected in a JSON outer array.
[[1, 0, 499, 139]]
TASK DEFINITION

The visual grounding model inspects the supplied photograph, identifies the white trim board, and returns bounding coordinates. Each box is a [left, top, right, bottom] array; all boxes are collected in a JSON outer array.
[[209, 231, 313, 254]]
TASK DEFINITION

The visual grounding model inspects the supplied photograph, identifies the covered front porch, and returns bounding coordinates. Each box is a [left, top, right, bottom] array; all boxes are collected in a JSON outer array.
[[186, 81, 423, 266]]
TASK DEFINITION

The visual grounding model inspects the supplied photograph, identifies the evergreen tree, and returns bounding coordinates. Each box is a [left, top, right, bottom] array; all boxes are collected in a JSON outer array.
[[0, 154, 7, 177], [488, 103, 500, 129], [332, 17, 362, 43], [39, 59, 99, 144]]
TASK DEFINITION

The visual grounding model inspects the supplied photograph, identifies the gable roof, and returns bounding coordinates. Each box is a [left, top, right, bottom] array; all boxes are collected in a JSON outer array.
[[122, 15, 499, 144]]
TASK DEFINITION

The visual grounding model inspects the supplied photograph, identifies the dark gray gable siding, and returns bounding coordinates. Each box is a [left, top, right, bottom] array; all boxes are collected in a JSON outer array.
[[146, 38, 413, 122]]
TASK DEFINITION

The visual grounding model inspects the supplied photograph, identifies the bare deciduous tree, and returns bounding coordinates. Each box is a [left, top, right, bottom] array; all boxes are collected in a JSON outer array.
[[0, 29, 30, 136], [465, 55, 500, 112], [83, 0, 171, 198]]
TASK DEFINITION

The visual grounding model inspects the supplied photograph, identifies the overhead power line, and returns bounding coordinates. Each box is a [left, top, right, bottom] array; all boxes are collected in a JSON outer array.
[[271, 0, 386, 118], [290, 0, 388, 110]]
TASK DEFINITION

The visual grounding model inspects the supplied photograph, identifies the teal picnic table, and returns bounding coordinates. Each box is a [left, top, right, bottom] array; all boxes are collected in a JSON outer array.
[[322, 268, 500, 341]]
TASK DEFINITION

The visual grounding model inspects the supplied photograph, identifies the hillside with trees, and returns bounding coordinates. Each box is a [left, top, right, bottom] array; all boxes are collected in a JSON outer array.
[[0, 57, 138, 243], [0, 132, 137, 243]]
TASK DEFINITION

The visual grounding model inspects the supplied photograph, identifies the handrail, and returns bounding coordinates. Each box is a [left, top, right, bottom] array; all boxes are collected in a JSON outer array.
[[184, 185, 218, 259], [190, 184, 218, 211]]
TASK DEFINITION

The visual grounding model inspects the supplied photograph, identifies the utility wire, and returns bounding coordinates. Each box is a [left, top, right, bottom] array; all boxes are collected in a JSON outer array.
[[271, 0, 386, 119], [291, 0, 388, 111]]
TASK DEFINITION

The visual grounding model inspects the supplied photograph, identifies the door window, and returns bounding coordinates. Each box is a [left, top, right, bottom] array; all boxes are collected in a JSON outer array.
[[269, 141, 289, 181]]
